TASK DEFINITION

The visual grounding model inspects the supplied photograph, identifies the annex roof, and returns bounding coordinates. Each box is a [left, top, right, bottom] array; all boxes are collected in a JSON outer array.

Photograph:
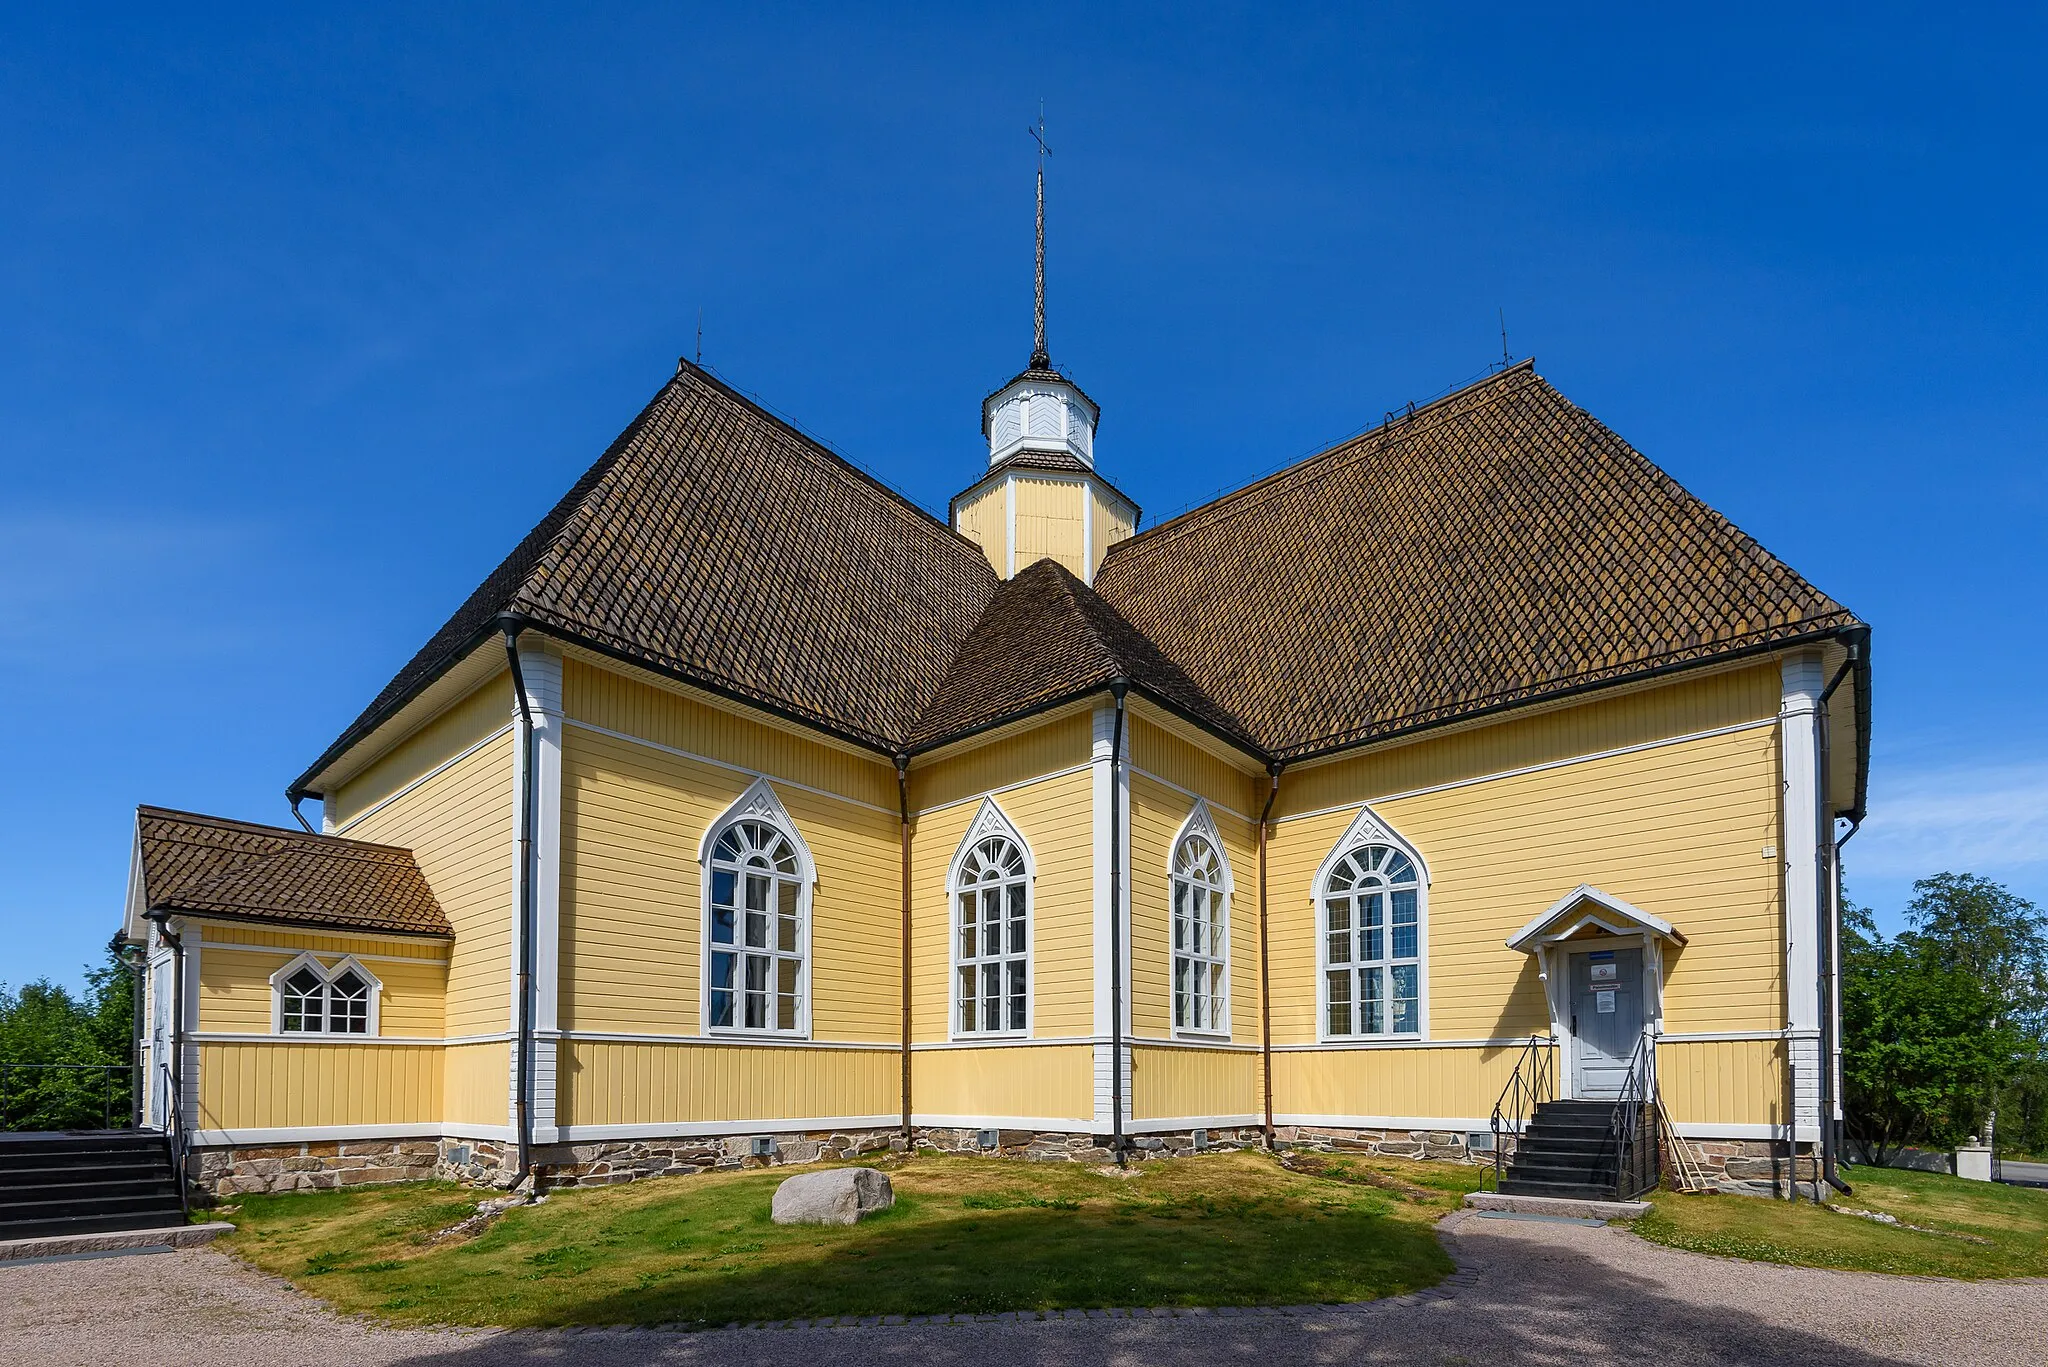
[[1092, 362, 1861, 761], [1507, 884, 1687, 953], [129, 806, 450, 938]]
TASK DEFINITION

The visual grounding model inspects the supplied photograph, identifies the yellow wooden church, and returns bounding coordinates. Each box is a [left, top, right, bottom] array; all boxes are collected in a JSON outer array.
[[121, 285, 1868, 1201]]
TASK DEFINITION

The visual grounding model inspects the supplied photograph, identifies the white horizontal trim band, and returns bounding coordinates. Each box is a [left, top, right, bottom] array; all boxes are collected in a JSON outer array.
[[1274, 716, 1779, 827], [1674, 1122, 1821, 1142], [1270, 1037, 1527, 1052], [1275, 1113, 1494, 1132], [190, 1123, 514, 1146], [551, 1117, 900, 1142], [182, 917, 451, 946], [563, 719, 899, 817], [913, 1036, 1095, 1052], [912, 1114, 1098, 1132], [1660, 1030, 1789, 1043], [560, 1031, 894, 1051], [189, 1032, 512, 1046], [334, 724, 515, 836], [914, 763, 1095, 819], [1126, 1115, 1264, 1134]]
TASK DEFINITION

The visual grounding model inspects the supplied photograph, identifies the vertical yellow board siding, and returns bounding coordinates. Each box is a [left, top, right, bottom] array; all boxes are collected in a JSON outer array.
[[1266, 723, 1785, 1053], [1271, 1046, 1531, 1124], [443, 1041, 510, 1128], [954, 481, 1007, 578], [1011, 477, 1087, 578], [1127, 773, 1261, 1046], [912, 1046, 1094, 1123], [197, 943, 446, 1037], [197, 1042, 442, 1131], [1279, 662, 1781, 819], [564, 659, 898, 812], [1660, 1038, 1788, 1127], [909, 766, 1096, 1045], [558, 1041, 897, 1127], [1130, 1045, 1260, 1121], [1090, 487, 1136, 568], [331, 675, 513, 825], [558, 726, 900, 1040], [339, 720, 514, 1037]]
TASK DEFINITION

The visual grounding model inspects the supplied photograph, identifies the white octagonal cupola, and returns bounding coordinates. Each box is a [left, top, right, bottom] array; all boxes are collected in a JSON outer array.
[[982, 369, 1099, 469]]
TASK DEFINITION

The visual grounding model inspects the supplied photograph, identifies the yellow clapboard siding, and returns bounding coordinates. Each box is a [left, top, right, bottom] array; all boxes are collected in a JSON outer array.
[[343, 729, 514, 1035], [909, 710, 1092, 815], [1012, 476, 1087, 579], [1266, 724, 1785, 1053], [558, 726, 901, 1040], [1272, 1046, 1530, 1123], [1278, 661, 1781, 819], [196, 946, 445, 1037], [558, 1041, 897, 1126], [197, 1042, 442, 1130], [563, 657, 897, 811], [909, 764, 1096, 1043], [1660, 1037, 1788, 1127], [1127, 773, 1261, 1045], [913, 1045, 1094, 1123], [332, 674, 512, 826], [1129, 714, 1262, 818], [1130, 1045, 1260, 1121], [443, 1041, 510, 1127], [191, 925, 447, 959]]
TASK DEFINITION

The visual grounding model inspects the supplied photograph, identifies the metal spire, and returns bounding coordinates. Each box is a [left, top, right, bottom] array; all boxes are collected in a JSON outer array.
[[1029, 107, 1051, 370]]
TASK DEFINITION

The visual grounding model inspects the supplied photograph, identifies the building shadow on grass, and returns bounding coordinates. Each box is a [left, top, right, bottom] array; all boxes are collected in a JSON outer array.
[[377, 1211, 1947, 1367]]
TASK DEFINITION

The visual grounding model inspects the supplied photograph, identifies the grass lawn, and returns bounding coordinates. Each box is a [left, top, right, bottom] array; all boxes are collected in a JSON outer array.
[[219, 1149, 1486, 1327], [1635, 1164, 2048, 1278]]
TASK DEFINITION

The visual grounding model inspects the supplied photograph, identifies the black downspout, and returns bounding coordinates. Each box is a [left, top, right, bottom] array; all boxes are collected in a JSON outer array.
[[1108, 681, 1129, 1167], [1824, 815, 1862, 1195], [1257, 764, 1282, 1148], [896, 754, 913, 1144], [503, 622, 537, 1186], [1816, 647, 1857, 1197], [287, 794, 317, 834]]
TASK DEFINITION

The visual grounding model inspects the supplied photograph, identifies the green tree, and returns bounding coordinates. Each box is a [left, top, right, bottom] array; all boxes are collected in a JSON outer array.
[[0, 948, 137, 1131]]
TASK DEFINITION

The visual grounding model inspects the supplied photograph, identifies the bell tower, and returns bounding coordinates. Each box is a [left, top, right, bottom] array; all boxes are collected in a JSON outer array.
[[951, 117, 1139, 584]]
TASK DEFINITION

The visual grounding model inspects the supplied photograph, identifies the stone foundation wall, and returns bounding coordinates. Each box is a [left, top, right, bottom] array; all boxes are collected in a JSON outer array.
[[1679, 1137, 1823, 1199]]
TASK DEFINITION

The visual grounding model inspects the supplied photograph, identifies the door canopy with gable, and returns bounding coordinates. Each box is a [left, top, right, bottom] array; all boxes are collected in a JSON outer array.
[[1507, 886, 1687, 1093]]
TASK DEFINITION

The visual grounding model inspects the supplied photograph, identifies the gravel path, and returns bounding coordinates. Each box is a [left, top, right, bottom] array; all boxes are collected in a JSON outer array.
[[6, 1211, 2046, 1367]]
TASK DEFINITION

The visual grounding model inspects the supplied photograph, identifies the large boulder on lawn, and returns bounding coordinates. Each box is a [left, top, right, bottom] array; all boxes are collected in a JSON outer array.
[[771, 1167, 895, 1225]]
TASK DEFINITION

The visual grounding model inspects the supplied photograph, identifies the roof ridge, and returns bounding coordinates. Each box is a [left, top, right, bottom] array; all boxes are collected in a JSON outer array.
[[137, 805, 416, 856], [1102, 361, 1535, 564]]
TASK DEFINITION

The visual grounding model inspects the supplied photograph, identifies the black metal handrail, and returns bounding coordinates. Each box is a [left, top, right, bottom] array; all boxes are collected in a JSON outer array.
[[1489, 1034, 1556, 1190], [1605, 1029, 1660, 1199], [0, 1063, 140, 1132]]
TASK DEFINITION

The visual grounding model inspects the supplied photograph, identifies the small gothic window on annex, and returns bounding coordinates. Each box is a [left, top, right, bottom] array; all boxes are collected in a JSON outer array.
[[272, 954, 382, 1036]]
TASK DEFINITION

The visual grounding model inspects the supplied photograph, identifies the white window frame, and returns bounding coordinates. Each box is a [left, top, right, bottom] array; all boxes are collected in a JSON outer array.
[[698, 777, 817, 1039], [269, 952, 384, 1036], [1168, 800, 1234, 1040], [1313, 804, 1430, 1042], [947, 797, 1035, 1040]]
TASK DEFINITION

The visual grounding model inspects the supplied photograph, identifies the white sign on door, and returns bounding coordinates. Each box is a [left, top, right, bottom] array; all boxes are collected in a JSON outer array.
[[1595, 988, 1617, 1014]]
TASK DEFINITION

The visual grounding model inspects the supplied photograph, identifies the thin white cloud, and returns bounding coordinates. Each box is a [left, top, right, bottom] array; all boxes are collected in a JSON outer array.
[[1855, 762, 2048, 882]]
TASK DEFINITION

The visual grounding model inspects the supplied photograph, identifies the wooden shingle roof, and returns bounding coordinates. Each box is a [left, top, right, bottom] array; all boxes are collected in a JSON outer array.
[[134, 807, 450, 937], [1092, 362, 1860, 760]]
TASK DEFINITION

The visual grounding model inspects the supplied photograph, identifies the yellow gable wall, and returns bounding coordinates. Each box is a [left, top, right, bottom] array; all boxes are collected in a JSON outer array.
[[332, 676, 516, 1038], [1266, 663, 1786, 1052], [195, 932, 447, 1037], [954, 480, 1007, 578]]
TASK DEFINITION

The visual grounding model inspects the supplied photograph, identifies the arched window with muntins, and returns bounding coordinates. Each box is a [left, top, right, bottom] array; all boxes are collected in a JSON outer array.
[[700, 777, 815, 1037], [950, 799, 1033, 1037], [1319, 839, 1424, 1039], [1170, 803, 1232, 1037]]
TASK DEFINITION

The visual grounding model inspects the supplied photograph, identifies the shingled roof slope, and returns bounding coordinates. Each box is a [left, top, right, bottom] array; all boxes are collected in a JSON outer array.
[[135, 807, 450, 937], [1093, 362, 1860, 760], [910, 559, 1248, 749], [295, 363, 1002, 792]]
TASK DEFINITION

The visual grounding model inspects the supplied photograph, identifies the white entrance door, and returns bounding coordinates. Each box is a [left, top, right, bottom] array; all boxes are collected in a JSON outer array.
[[148, 958, 172, 1129], [1570, 947, 1643, 1098]]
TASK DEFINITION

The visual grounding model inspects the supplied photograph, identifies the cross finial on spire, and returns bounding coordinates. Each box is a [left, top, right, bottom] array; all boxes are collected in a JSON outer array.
[[1028, 105, 1052, 370]]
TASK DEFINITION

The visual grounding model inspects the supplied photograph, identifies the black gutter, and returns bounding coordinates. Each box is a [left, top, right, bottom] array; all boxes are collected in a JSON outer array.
[[502, 620, 538, 1186], [1257, 763, 1283, 1147], [1107, 680, 1129, 1167], [287, 795, 317, 834]]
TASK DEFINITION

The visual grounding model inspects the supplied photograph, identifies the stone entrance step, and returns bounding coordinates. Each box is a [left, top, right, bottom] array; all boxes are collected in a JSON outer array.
[[1463, 1190, 1650, 1221]]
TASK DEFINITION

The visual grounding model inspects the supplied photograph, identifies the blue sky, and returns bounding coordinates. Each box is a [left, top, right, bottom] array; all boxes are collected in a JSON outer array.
[[4, 3, 2044, 990]]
